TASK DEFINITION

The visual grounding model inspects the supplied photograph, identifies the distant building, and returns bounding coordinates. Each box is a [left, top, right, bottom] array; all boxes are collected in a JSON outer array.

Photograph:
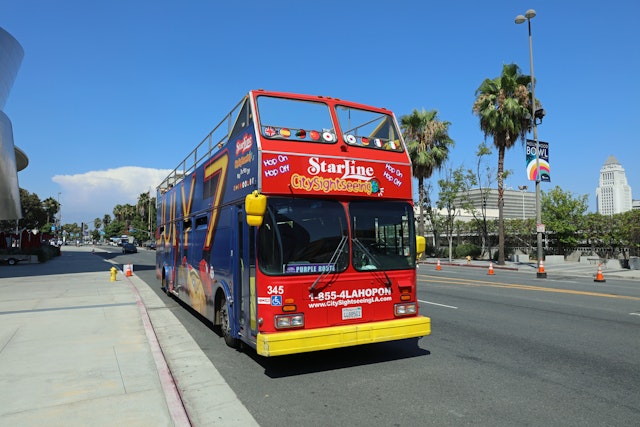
[[462, 188, 536, 220], [595, 155, 632, 215], [0, 26, 27, 220], [414, 188, 536, 223], [632, 200, 640, 211]]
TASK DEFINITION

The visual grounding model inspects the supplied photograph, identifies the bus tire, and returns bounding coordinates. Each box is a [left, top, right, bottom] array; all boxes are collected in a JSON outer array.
[[220, 294, 239, 348], [161, 272, 170, 295]]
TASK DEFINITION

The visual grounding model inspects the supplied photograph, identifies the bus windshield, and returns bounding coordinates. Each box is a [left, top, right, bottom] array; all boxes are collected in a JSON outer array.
[[256, 96, 337, 143], [335, 105, 403, 152], [258, 197, 349, 275], [350, 201, 415, 271]]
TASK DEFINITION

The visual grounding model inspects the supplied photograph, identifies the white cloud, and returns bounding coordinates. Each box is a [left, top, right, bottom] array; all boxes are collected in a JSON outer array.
[[52, 166, 172, 225]]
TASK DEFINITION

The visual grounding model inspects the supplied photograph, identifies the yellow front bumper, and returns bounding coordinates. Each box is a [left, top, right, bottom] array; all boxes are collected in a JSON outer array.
[[256, 315, 431, 357]]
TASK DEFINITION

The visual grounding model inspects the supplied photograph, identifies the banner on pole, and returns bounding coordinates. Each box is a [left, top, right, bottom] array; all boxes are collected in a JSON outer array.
[[526, 139, 550, 182]]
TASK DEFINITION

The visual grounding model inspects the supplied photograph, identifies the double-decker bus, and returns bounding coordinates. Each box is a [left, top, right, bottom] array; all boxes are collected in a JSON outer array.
[[156, 90, 430, 356]]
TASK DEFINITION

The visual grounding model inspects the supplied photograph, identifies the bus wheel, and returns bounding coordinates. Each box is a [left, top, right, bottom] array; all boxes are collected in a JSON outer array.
[[161, 273, 170, 295], [220, 294, 239, 348]]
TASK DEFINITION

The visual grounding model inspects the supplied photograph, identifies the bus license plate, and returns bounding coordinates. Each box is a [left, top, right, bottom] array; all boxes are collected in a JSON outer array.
[[342, 306, 362, 320]]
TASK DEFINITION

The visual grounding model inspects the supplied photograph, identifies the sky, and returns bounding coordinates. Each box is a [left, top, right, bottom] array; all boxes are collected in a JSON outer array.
[[2, 0, 639, 226]]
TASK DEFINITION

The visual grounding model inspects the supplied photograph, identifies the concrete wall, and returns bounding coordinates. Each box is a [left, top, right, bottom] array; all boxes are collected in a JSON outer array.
[[544, 255, 565, 265]]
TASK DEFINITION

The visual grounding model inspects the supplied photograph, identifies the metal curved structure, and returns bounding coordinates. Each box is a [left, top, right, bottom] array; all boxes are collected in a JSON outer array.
[[0, 26, 27, 220]]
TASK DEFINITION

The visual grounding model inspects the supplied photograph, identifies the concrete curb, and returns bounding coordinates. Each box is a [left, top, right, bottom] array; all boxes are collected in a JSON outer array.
[[126, 271, 259, 426], [121, 270, 191, 426], [419, 260, 519, 271]]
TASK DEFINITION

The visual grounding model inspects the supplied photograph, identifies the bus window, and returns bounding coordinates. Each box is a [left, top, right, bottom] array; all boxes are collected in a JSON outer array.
[[258, 197, 349, 275], [229, 99, 252, 141], [195, 215, 208, 228], [335, 105, 403, 151], [257, 213, 282, 274], [256, 96, 336, 143], [350, 201, 415, 271]]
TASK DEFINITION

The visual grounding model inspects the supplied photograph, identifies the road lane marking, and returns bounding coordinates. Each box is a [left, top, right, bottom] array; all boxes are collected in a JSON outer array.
[[418, 275, 640, 301], [630, 313, 640, 316], [419, 299, 458, 309]]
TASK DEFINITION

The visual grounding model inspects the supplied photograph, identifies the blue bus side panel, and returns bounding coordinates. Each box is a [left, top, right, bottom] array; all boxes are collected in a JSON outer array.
[[157, 124, 259, 324]]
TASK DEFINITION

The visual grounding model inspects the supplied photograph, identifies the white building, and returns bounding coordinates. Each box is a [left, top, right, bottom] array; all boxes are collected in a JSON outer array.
[[596, 155, 632, 215], [414, 188, 536, 223]]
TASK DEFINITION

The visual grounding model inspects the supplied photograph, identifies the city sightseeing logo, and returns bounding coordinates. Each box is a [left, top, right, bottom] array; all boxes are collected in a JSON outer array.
[[288, 157, 378, 195]]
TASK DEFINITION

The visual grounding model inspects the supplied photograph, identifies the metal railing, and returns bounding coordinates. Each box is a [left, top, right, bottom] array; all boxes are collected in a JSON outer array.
[[157, 96, 247, 193]]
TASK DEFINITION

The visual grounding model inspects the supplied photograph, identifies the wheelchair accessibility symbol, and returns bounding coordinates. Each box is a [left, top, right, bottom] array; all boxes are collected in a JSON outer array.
[[271, 295, 282, 306]]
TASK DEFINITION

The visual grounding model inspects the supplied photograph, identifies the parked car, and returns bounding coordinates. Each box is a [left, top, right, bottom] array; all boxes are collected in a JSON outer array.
[[0, 253, 30, 265], [143, 240, 157, 250], [122, 243, 137, 254]]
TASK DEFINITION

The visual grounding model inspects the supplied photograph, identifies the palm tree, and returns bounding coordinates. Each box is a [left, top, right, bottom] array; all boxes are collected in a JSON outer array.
[[400, 109, 454, 238], [472, 63, 534, 264], [41, 197, 59, 224], [112, 204, 125, 222], [122, 204, 136, 223], [137, 192, 150, 219]]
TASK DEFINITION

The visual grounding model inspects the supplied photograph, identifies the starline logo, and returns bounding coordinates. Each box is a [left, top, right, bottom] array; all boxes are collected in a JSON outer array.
[[307, 157, 374, 180], [236, 133, 253, 156]]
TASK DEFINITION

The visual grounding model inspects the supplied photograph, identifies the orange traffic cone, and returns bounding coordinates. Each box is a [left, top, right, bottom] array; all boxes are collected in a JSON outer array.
[[487, 261, 495, 275], [537, 260, 547, 278], [594, 264, 606, 283], [436, 259, 442, 271]]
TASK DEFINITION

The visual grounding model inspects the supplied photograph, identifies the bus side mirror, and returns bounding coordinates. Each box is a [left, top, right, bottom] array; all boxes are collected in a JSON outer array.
[[416, 236, 426, 258], [245, 190, 267, 227]]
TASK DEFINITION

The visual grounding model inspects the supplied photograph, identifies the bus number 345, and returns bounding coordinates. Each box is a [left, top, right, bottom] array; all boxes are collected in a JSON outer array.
[[267, 285, 284, 295]]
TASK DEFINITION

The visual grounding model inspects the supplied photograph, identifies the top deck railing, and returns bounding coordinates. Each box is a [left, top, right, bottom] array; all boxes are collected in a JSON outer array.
[[157, 96, 246, 193]]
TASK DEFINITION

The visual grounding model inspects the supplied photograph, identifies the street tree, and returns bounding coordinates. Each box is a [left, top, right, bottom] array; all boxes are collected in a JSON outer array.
[[0, 188, 47, 232], [473, 63, 534, 264], [458, 142, 495, 258], [541, 186, 588, 254], [136, 191, 156, 237], [418, 182, 443, 255], [437, 166, 466, 262], [401, 108, 454, 237], [42, 197, 60, 228], [104, 220, 127, 239], [102, 214, 111, 228], [620, 210, 640, 256]]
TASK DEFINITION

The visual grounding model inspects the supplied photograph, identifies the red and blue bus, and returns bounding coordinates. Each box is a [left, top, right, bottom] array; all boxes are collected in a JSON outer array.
[[156, 90, 430, 356]]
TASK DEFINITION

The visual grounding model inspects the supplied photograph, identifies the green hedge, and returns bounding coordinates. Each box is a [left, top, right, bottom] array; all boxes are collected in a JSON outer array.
[[455, 243, 481, 259]]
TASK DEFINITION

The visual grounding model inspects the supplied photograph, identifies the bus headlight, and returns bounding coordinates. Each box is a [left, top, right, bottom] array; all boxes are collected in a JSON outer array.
[[275, 314, 304, 329], [394, 303, 417, 317]]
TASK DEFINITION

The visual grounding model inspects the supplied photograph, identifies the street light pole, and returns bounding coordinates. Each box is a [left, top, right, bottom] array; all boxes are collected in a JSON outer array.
[[518, 185, 528, 220], [56, 192, 62, 242], [516, 9, 546, 278]]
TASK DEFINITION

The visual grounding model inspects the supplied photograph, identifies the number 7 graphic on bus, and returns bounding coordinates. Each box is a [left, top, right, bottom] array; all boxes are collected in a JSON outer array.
[[203, 150, 229, 251]]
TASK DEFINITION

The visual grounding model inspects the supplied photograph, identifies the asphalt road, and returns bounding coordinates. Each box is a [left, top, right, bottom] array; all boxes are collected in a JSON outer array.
[[116, 248, 640, 426]]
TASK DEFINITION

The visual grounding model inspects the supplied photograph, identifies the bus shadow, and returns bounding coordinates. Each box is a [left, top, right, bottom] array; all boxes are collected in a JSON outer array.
[[250, 339, 431, 378], [94, 251, 156, 272]]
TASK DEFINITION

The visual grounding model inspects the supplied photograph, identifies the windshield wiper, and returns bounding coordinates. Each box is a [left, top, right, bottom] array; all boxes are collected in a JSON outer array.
[[352, 238, 392, 287], [308, 235, 348, 292]]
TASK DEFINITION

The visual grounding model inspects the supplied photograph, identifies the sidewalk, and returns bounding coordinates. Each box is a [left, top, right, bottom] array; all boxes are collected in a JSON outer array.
[[0, 246, 258, 427], [420, 257, 640, 280]]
